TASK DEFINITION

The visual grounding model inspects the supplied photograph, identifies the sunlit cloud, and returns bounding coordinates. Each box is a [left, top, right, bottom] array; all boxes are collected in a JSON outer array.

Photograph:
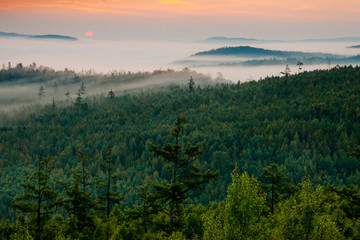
[[293, 5, 315, 11], [1, 0, 360, 21], [26, 3, 144, 16], [75, 7, 144, 15], [339, 7, 360, 14], [160, 0, 188, 4]]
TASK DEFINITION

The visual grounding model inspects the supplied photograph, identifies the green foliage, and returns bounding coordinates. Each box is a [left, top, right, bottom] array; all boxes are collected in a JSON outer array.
[[12, 214, 33, 240], [203, 168, 266, 239], [113, 222, 138, 240], [202, 173, 353, 240], [0, 219, 15, 240], [278, 178, 344, 240], [202, 203, 226, 240], [97, 146, 123, 218], [331, 184, 360, 238], [12, 155, 60, 240], [5, 166, 360, 239], [126, 184, 160, 235], [1, 66, 360, 239], [59, 151, 98, 238], [348, 146, 360, 159], [64, 214, 79, 239], [41, 214, 65, 240], [225, 169, 266, 239], [2, 66, 360, 221], [182, 213, 203, 239], [260, 163, 289, 214], [188, 76, 195, 93], [149, 116, 219, 229]]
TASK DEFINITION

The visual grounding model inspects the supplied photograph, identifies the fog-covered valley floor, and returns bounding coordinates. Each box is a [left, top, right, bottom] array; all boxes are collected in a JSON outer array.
[[1, 38, 360, 81], [1, 37, 360, 113]]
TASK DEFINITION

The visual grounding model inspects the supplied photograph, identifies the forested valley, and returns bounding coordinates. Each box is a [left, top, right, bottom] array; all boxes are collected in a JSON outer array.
[[1, 65, 360, 239]]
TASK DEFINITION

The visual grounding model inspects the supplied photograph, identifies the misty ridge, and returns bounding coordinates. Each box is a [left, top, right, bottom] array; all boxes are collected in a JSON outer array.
[[174, 45, 360, 67], [0, 31, 78, 41], [2, 36, 360, 83], [0, 62, 223, 115], [199, 36, 360, 44]]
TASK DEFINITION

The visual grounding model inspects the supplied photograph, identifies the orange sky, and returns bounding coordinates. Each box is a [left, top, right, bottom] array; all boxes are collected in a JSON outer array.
[[1, 0, 360, 20], [1, 0, 360, 40]]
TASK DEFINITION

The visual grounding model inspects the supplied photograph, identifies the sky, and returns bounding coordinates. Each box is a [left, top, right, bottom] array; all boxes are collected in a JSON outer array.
[[1, 0, 360, 41]]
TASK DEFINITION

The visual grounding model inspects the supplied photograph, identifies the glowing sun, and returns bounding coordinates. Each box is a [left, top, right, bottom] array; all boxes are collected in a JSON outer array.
[[85, 31, 94, 37]]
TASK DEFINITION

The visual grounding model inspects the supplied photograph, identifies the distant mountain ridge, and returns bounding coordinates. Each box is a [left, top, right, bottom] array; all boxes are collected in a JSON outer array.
[[173, 45, 360, 67], [349, 45, 360, 48], [201, 36, 360, 43], [193, 46, 340, 58], [0, 31, 78, 40], [199, 36, 281, 43]]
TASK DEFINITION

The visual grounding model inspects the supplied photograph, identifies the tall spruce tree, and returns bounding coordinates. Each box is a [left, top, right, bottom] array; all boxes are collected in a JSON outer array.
[[60, 151, 98, 239], [75, 89, 83, 106], [260, 163, 289, 214], [75, 82, 87, 108], [38, 86, 45, 100], [12, 155, 60, 240], [149, 116, 219, 229], [98, 146, 123, 219], [188, 76, 195, 93], [79, 82, 86, 95]]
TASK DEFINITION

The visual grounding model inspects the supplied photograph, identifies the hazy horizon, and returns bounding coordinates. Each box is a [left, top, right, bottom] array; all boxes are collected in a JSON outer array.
[[1, 37, 359, 81], [1, 0, 360, 41], [1, 0, 360, 108]]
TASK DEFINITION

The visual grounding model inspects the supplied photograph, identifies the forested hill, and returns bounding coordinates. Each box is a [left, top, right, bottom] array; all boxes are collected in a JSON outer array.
[[186, 46, 360, 66], [349, 45, 360, 48], [193, 46, 340, 58], [1, 66, 360, 223]]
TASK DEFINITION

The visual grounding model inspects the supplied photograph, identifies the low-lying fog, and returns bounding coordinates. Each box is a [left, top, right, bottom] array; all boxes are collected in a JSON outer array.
[[1, 38, 359, 81], [0, 68, 214, 114], [0, 37, 360, 113]]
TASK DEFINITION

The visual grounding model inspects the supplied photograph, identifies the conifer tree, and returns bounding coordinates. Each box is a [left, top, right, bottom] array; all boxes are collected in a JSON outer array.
[[12, 155, 60, 240], [51, 98, 56, 111], [108, 90, 115, 99], [75, 89, 83, 105], [60, 151, 98, 238], [149, 116, 219, 229], [280, 64, 291, 77], [188, 76, 195, 93], [38, 86, 45, 100], [297, 61, 304, 73], [79, 82, 86, 95], [260, 163, 289, 214], [98, 146, 123, 219], [127, 183, 160, 233]]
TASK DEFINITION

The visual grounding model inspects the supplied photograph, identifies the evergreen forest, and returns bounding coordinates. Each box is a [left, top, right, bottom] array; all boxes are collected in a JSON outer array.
[[1, 65, 360, 239]]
